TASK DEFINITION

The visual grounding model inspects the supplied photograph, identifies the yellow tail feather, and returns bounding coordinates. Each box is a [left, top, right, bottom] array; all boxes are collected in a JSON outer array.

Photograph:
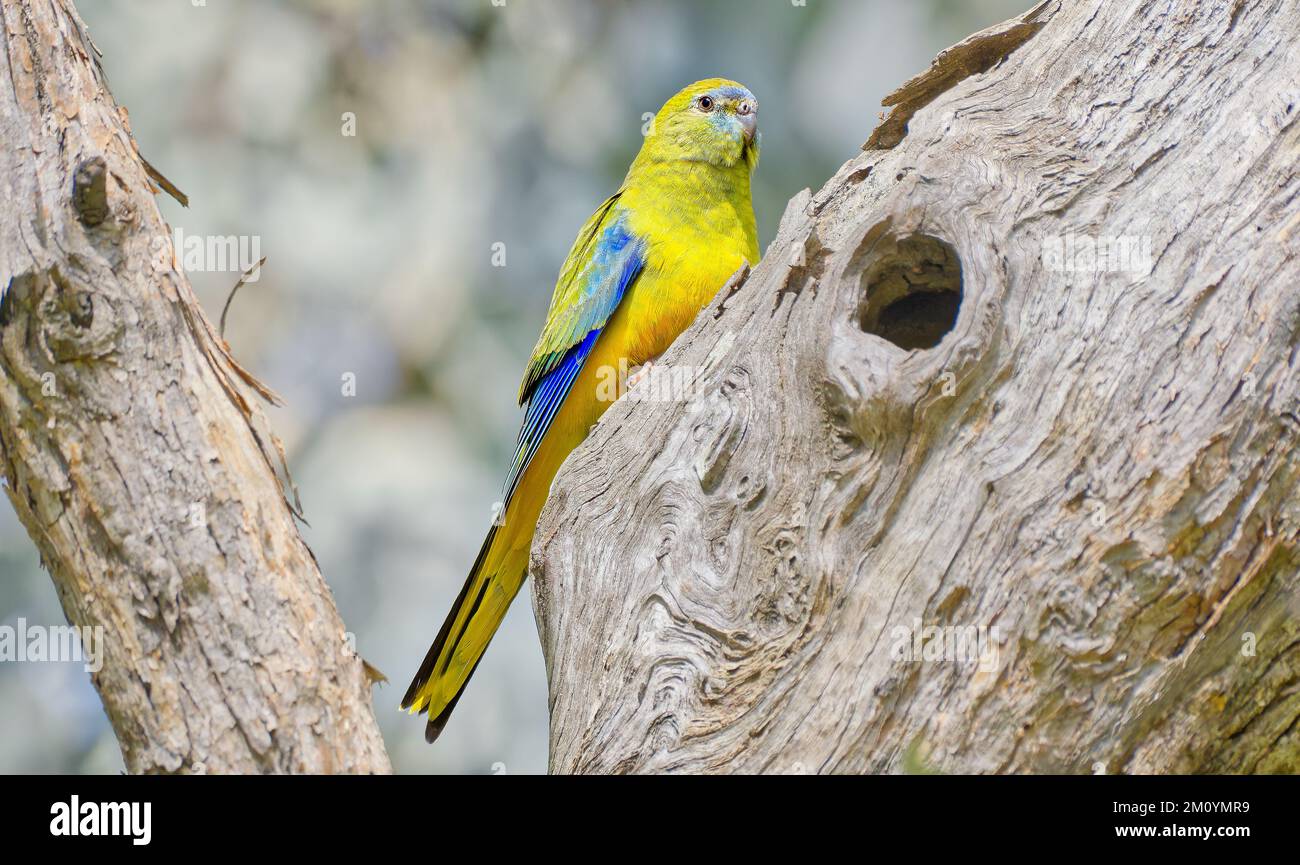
[[401, 523, 529, 742]]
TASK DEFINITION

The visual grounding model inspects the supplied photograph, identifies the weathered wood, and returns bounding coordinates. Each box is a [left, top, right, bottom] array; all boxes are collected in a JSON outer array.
[[0, 0, 390, 774], [534, 0, 1300, 774]]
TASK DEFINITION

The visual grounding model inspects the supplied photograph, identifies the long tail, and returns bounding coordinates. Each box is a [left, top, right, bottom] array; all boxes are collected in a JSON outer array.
[[403, 327, 607, 741], [401, 522, 529, 742]]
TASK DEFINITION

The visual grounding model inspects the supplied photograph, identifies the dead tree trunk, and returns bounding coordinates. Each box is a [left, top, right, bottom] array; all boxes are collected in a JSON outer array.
[[0, 0, 390, 773], [533, 0, 1300, 773]]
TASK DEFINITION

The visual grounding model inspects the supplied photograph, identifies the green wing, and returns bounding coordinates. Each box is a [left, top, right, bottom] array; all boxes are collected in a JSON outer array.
[[502, 191, 645, 505], [518, 191, 639, 404]]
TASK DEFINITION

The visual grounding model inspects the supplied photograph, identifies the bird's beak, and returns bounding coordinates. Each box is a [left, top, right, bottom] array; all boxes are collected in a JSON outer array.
[[737, 109, 757, 143]]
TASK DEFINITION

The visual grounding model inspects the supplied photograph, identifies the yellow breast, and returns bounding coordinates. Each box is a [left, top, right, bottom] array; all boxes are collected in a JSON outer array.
[[617, 176, 759, 363]]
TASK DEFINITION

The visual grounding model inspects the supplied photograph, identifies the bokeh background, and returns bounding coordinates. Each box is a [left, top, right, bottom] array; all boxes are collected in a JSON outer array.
[[1, 0, 1029, 774]]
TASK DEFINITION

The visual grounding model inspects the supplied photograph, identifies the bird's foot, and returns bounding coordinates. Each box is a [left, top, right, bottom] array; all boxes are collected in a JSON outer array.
[[625, 357, 659, 393]]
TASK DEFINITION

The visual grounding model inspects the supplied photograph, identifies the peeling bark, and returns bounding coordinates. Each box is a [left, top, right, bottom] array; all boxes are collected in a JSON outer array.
[[534, 0, 1300, 774], [0, 0, 390, 774]]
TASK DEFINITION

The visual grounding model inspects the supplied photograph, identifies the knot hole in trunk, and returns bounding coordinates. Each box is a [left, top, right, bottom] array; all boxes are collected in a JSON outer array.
[[857, 232, 962, 350]]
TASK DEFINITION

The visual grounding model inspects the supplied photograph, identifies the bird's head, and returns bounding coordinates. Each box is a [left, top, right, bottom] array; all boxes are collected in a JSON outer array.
[[640, 78, 759, 172]]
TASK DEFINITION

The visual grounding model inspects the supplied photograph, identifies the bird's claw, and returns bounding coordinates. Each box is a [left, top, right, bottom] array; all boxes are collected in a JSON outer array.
[[625, 360, 655, 393]]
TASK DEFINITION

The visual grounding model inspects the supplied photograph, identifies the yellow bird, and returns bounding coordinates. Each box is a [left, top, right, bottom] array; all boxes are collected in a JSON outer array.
[[403, 79, 760, 742]]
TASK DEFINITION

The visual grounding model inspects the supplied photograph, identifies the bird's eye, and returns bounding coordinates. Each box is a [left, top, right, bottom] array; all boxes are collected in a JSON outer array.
[[737, 100, 753, 116], [697, 95, 715, 112]]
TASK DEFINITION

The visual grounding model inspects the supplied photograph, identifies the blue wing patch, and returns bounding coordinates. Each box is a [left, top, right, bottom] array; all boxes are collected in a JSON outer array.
[[519, 211, 645, 405], [502, 216, 645, 507]]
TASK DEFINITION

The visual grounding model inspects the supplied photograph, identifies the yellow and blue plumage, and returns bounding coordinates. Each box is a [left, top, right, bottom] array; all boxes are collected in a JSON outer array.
[[403, 79, 761, 742]]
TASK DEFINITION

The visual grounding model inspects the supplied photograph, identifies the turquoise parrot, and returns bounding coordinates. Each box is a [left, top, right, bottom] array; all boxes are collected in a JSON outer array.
[[404, 78, 761, 742]]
